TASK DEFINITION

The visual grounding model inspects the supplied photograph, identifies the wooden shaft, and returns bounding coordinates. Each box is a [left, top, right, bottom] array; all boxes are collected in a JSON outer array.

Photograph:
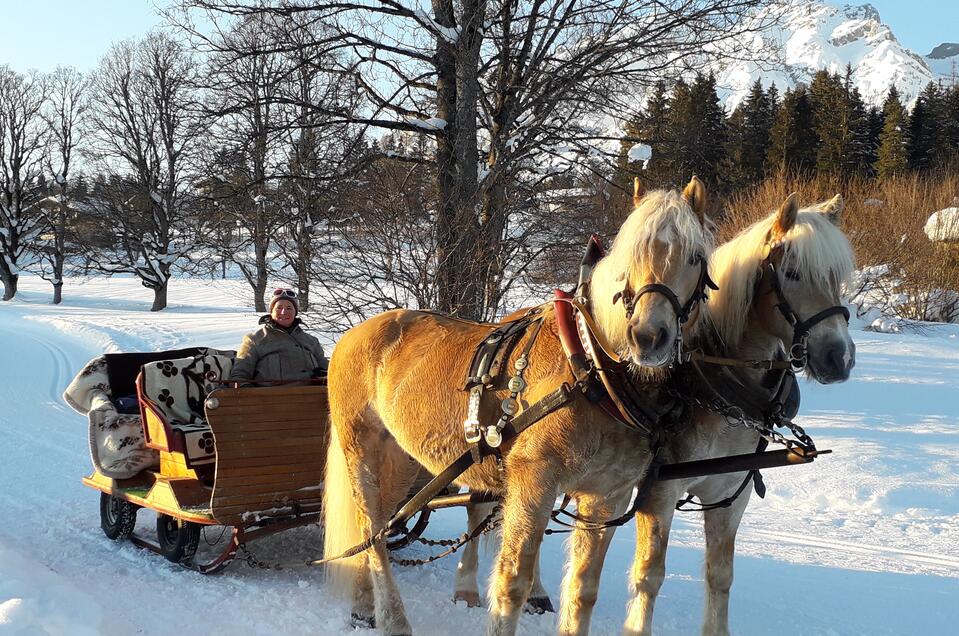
[[656, 448, 829, 482], [426, 490, 499, 510]]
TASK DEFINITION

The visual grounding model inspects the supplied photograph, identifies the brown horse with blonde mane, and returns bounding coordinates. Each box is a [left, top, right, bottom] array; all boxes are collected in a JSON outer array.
[[322, 177, 713, 636]]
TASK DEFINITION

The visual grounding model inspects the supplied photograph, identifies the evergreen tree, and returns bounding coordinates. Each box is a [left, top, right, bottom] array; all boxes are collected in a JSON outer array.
[[937, 85, 959, 168], [739, 79, 775, 184], [809, 66, 872, 177], [864, 105, 884, 173], [844, 78, 873, 176], [669, 73, 727, 190], [724, 105, 749, 189], [875, 86, 909, 179], [617, 81, 672, 190], [810, 70, 846, 174], [767, 85, 817, 174], [907, 85, 938, 171]]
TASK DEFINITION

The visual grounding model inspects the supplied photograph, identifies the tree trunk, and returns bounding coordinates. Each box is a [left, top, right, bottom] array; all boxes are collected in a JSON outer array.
[[432, 0, 459, 317], [297, 230, 311, 311], [253, 203, 269, 313], [150, 281, 168, 312], [53, 224, 65, 305], [0, 271, 18, 301]]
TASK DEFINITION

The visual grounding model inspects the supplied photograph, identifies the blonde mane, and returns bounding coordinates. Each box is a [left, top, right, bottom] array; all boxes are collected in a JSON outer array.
[[589, 189, 714, 355], [707, 205, 855, 348]]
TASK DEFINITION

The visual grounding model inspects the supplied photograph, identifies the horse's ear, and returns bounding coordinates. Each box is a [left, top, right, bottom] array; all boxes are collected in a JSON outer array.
[[774, 192, 799, 238], [682, 175, 706, 223], [821, 193, 844, 224], [633, 177, 644, 208]]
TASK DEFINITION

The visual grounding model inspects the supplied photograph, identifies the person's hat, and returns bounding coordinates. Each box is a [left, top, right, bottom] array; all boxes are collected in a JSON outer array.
[[270, 288, 298, 314]]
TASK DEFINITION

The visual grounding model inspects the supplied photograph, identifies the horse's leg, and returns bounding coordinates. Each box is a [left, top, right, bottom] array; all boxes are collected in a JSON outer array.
[[524, 549, 554, 614], [454, 501, 494, 607], [701, 481, 751, 636], [486, 469, 556, 636], [556, 489, 631, 636], [350, 557, 376, 628], [340, 430, 414, 636], [621, 480, 685, 636]]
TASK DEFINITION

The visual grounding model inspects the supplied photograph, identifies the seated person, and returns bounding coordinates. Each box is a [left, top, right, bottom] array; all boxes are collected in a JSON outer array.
[[229, 288, 329, 384]]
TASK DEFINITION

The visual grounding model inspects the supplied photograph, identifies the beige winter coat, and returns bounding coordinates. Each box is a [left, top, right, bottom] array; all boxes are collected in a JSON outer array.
[[230, 317, 328, 383]]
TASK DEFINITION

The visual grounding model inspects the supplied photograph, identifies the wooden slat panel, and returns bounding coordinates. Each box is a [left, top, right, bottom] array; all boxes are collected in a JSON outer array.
[[213, 499, 323, 525], [213, 452, 322, 470], [210, 480, 323, 498], [204, 427, 324, 441], [215, 469, 325, 487], [215, 435, 327, 453], [210, 401, 327, 417], [212, 490, 324, 508], [213, 461, 325, 479], [207, 385, 330, 525]]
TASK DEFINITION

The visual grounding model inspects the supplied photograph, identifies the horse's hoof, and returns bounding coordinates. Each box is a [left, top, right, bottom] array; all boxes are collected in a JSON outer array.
[[350, 612, 376, 629], [453, 590, 482, 608], [524, 596, 555, 614]]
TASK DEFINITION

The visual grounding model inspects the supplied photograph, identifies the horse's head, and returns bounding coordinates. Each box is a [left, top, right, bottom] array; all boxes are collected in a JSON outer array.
[[591, 176, 714, 369], [710, 193, 856, 384]]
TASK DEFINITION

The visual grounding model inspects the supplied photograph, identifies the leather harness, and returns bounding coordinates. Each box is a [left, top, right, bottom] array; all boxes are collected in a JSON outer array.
[[315, 235, 847, 564]]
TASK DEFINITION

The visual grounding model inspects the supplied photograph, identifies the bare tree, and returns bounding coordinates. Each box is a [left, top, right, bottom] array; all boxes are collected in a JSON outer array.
[[86, 33, 203, 311], [199, 15, 292, 312], [0, 66, 46, 301], [173, 0, 769, 320], [272, 16, 368, 311], [37, 66, 90, 304]]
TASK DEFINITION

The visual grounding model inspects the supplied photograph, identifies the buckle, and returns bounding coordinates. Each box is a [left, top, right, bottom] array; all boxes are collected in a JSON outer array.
[[463, 386, 483, 444]]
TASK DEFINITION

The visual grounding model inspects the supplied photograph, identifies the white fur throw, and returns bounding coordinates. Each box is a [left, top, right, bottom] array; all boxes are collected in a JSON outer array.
[[63, 349, 236, 479], [63, 356, 158, 479]]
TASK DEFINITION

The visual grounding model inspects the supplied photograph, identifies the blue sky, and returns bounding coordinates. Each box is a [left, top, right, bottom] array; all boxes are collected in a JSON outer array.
[[0, 1, 955, 73]]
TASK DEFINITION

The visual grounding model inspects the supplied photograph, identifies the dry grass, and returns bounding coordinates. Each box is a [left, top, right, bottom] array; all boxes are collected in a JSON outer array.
[[718, 173, 959, 322]]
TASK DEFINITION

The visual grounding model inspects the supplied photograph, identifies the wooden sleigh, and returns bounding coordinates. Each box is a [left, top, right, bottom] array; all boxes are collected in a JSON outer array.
[[82, 350, 330, 574]]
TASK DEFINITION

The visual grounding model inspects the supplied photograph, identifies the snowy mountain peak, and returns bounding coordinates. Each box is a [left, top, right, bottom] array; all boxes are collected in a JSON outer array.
[[715, 1, 950, 111], [928, 43, 959, 60]]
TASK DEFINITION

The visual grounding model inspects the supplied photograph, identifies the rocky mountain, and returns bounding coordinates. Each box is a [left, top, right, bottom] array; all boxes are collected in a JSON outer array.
[[714, 1, 956, 111]]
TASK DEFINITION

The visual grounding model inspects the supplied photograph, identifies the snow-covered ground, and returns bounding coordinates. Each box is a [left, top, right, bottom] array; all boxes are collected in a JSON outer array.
[[1, 274, 957, 635]]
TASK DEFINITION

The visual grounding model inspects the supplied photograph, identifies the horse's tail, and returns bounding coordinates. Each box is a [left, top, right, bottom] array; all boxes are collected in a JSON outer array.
[[322, 422, 363, 598]]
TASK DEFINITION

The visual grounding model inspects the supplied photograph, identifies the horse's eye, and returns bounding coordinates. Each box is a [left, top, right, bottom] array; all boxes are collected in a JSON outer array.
[[688, 253, 703, 266], [785, 269, 801, 282]]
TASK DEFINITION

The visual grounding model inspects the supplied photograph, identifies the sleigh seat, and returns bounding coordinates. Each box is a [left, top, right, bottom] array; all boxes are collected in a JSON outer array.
[[137, 350, 236, 472]]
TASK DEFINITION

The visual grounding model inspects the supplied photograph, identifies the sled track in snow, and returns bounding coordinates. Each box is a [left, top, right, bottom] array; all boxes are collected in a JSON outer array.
[[747, 528, 959, 572]]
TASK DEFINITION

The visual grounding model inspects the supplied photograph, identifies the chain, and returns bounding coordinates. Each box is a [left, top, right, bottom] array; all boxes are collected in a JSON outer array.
[[664, 378, 816, 454], [389, 506, 502, 567], [234, 506, 502, 571], [238, 542, 281, 570]]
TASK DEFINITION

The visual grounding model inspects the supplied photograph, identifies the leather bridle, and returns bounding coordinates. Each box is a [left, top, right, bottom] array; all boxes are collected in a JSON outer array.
[[613, 255, 718, 362], [761, 244, 850, 370]]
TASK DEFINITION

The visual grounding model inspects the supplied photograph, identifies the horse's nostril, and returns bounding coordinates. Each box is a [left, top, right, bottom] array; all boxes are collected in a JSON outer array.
[[653, 327, 669, 351], [823, 345, 853, 380], [633, 326, 670, 352], [633, 329, 654, 350]]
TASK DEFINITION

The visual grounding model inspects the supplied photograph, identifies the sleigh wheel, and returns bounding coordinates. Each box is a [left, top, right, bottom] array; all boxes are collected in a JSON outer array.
[[386, 507, 432, 551], [100, 493, 138, 541], [156, 514, 201, 564]]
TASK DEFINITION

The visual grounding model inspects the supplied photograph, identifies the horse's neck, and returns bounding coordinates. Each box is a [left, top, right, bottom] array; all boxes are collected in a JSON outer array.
[[696, 308, 783, 387], [736, 310, 785, 362]]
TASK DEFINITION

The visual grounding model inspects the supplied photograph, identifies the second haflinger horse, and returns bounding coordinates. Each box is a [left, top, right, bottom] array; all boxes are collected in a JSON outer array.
[[623, 192, 856, 636], [323, 176, 714, 636]]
